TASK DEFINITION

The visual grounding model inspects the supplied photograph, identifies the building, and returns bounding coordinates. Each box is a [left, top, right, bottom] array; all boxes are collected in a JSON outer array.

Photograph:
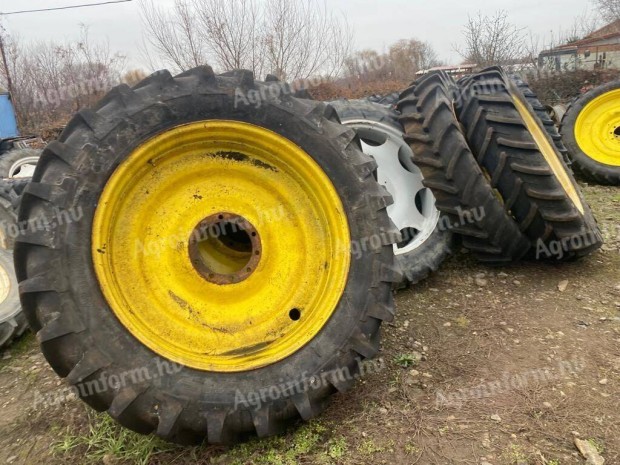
[[539, 20, 620, 71], [415, 64, 477, 79]]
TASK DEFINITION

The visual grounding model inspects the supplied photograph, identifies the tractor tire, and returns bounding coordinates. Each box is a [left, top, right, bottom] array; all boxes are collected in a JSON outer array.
[[15, 66, 400, 444], [456, 67, 602, 260], [330, 99, 452, 285], [0, 148, 41, 178], [0, 249, 26, 349], [397, 71, 531, 264], [560, 80, 620, 185]]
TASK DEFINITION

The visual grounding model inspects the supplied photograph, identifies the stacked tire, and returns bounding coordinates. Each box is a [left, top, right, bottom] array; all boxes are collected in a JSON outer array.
[[397, 67, 602, 263], [0, 179, 30, 349]]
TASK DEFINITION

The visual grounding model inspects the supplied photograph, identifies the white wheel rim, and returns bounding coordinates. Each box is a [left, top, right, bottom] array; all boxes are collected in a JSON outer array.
[[344, 119, 441, 255], [8, 156, 40, 178], [0, 262, 10, 305]]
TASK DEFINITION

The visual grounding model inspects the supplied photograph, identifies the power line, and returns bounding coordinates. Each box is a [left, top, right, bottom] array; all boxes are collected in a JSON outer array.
[[0, 0, 133, 16]]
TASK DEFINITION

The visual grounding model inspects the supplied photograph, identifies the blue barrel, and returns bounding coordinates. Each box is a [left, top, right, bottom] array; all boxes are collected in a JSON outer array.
[[0, 93, 19, 139]]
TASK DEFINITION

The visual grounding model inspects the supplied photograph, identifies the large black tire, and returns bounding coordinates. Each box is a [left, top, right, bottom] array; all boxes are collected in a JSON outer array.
[[0, 249, 26, 349], [397, 71, 531, 264], [15, 67, 400, 444], [0, 148, 41, 178], [329, 99, 452, 285], [561, 80, 620, 185], [456, 67, 603, 260]]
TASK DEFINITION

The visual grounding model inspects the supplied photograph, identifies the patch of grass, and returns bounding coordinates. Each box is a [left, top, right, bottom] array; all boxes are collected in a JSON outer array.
[[394, 353, 417, 368], [53, 411, 177, 465], [327, 436, 347, 459], [221, 421, 328, 465], [587, 438, 605, 454], [357, 438, 383, 455], [0, 332, 36, 368], [404, 441, 420, 455], [502, 444, 530, 464], [455, 315, 470, 328]]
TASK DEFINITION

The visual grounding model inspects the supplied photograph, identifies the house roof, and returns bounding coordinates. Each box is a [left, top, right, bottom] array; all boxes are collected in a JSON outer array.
[[553, 19, 620, 50], [550, 19, 620, 51]]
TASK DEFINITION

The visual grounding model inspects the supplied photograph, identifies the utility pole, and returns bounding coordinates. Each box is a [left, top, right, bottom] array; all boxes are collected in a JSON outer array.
[[0, 32, 14, 96]]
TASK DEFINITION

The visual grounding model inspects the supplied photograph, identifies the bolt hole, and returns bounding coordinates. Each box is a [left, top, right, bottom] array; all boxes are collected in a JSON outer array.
[[251, 232, 257, 237], [289, 308, 301, 321], [218, 214, 224, 220], [255, 250, 260, 255]]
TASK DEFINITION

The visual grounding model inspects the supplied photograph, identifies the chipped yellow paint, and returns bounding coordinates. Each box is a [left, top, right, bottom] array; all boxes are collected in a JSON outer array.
[[575, 88, 620, 167], [92, 121, 350, 372]]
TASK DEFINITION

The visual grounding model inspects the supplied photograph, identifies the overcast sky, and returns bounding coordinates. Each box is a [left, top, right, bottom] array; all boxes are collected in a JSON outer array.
[[0, 0, 600, 71]]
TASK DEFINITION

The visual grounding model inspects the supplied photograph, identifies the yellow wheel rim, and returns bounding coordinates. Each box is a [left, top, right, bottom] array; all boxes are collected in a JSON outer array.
[[509, 87, 584, 214], [92, 120, 351, 372], [574, 89, 620, 167]]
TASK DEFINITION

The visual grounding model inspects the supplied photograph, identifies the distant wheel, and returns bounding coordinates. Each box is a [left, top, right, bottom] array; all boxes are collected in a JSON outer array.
[[0, 249, 26, 349], [330, 99, 452, 285], [0, 148, 41, 178], [561, 80, 620, 185]]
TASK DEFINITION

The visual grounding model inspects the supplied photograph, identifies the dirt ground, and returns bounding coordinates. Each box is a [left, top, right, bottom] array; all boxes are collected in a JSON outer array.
[[0, 184, 618, 465]]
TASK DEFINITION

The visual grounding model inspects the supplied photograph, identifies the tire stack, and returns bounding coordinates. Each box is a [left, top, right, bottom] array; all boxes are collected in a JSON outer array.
[[0, 144, 41, 349], [7, 65, 605, 446], [0, 178, 30, 349], [397, 67, 603, 263]]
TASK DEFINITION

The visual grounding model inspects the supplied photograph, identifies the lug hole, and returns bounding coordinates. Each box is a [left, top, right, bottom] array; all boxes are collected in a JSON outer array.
[[289, 308, 301, 321]]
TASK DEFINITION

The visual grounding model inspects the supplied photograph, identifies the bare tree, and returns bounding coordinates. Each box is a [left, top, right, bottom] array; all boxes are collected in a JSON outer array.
[[595, 0, 620, 20], [0, 28, 125, 132], [344, 49, 388, 81], [343, 39, 440, 82], [193, 0, 263, 76], [139, 0, 352, 80], [140, 0, 205, 71], [456, 11, 527, 67], [388, 39, 440, 78]]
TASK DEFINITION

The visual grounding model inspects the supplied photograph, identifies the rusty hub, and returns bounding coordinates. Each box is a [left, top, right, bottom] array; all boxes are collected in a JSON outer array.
[[188, 212, 262, 285]]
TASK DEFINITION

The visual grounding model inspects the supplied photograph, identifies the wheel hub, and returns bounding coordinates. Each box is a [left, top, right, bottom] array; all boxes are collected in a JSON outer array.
[[575, 88, 620, 167], [91, 120, 351, 372], [188, 212, 262, 285], [348, 120, 440, 255]]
